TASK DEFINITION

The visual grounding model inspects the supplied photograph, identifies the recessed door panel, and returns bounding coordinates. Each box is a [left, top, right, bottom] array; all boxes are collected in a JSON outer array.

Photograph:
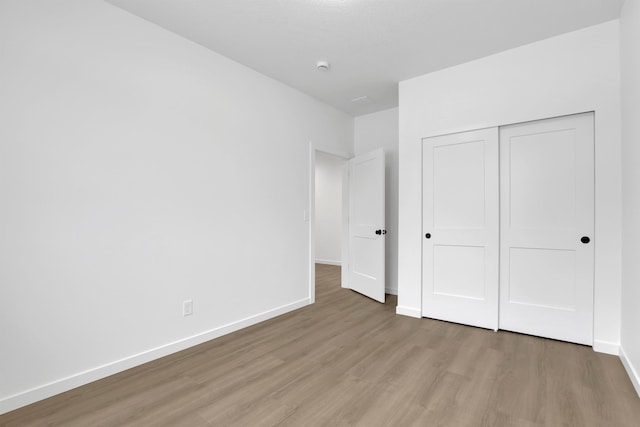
[[433, 141, 486, 229], [351, 156, 378, 228], [433, 245, 485, 300], [351, 236, 377, 281], [509, 129, 576, 231], [508, 247, 576, 310]]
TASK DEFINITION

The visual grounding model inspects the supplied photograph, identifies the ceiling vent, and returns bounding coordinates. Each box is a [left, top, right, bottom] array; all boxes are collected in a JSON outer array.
[[351, 95, 374, 105]]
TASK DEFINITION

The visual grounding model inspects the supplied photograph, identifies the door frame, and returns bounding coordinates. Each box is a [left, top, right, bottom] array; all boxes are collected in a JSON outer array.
[[308, 142, 351, 304]]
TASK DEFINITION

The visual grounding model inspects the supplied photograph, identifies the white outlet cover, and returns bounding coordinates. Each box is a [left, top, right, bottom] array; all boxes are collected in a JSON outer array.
[[183, 300, 193, 316]]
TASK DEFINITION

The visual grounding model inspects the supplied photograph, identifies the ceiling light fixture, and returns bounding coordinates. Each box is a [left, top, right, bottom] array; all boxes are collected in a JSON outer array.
[[316, 60, 330, 71]]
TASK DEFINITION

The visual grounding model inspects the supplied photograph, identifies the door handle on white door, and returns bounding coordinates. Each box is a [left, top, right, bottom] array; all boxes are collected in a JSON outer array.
[[375, 229, 387, 235], [581, 236, 590, 244]]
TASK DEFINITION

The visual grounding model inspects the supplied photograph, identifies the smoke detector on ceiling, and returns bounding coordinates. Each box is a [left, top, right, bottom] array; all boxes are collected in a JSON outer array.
[[316, 60, 330, 71]]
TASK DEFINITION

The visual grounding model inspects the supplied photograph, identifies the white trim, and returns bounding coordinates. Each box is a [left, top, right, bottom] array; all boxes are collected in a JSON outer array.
[[341, 162, 350, 289], [396, 305, 421, 318], [308, 142, 316, 304], [315, 259, 342, 266], [385, 287, 398, 295], [620, 346, 640, 398], [593, 340, 620, 355], [0, 298, 310, 415]]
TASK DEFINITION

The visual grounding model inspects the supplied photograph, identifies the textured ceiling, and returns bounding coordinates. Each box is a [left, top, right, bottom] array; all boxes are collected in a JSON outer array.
[[106, 0, 624, 116]]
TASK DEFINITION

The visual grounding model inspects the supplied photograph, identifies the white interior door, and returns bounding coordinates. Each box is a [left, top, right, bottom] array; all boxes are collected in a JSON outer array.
[[347, 148, 385, 303], [499, 113, 594, 345], [422, 128, 499, 330]]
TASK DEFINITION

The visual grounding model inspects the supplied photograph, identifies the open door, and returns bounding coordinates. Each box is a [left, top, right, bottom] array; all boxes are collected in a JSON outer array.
[[347, 148, 385, 303]]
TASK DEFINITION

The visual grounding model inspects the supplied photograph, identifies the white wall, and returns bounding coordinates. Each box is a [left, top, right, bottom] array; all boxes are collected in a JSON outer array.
[[315, 152, 344, 265], [620, 0, 640, 396], [397, 21, 622, 354], [354, 108, 399, 295], [0, 0, 353, 414]]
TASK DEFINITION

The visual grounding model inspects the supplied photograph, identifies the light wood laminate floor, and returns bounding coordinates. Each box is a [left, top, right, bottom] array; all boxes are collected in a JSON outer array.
[[2, 264, 640, 426]]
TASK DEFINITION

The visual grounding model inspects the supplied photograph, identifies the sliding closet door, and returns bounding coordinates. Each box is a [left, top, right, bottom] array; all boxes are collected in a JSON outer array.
[[422, 128, 499, 330], [499, 113, 594, 345]]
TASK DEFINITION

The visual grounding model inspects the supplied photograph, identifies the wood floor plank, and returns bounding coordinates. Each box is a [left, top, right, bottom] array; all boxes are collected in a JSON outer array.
[[2, 263, 639, 426]]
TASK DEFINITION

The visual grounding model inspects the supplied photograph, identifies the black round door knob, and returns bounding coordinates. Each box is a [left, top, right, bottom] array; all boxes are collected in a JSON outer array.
[[581, 236, 590, 244], [425, 233, 431, 239]]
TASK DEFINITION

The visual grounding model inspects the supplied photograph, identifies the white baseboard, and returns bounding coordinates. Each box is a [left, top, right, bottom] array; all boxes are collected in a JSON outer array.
[[315, 259, 341, 266], [620, 345, 640, 398], [396, 305, 421, 318], [385, 287, 398, 296], [593, 340, 620, 355], [0, 298, 311, 415]]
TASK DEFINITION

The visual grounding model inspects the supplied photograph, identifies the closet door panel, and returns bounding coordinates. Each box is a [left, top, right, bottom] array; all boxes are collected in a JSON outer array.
[[422, 128, 499, 330], [499, 113, 594, 345]]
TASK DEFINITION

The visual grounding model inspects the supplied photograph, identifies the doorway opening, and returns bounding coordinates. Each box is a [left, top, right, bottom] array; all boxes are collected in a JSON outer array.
[[309, 148, 348, 304], [315, 151, 346, 266]]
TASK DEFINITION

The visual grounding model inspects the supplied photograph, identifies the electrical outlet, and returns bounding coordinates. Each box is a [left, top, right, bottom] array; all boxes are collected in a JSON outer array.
[[183, 300, 193, 316]]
